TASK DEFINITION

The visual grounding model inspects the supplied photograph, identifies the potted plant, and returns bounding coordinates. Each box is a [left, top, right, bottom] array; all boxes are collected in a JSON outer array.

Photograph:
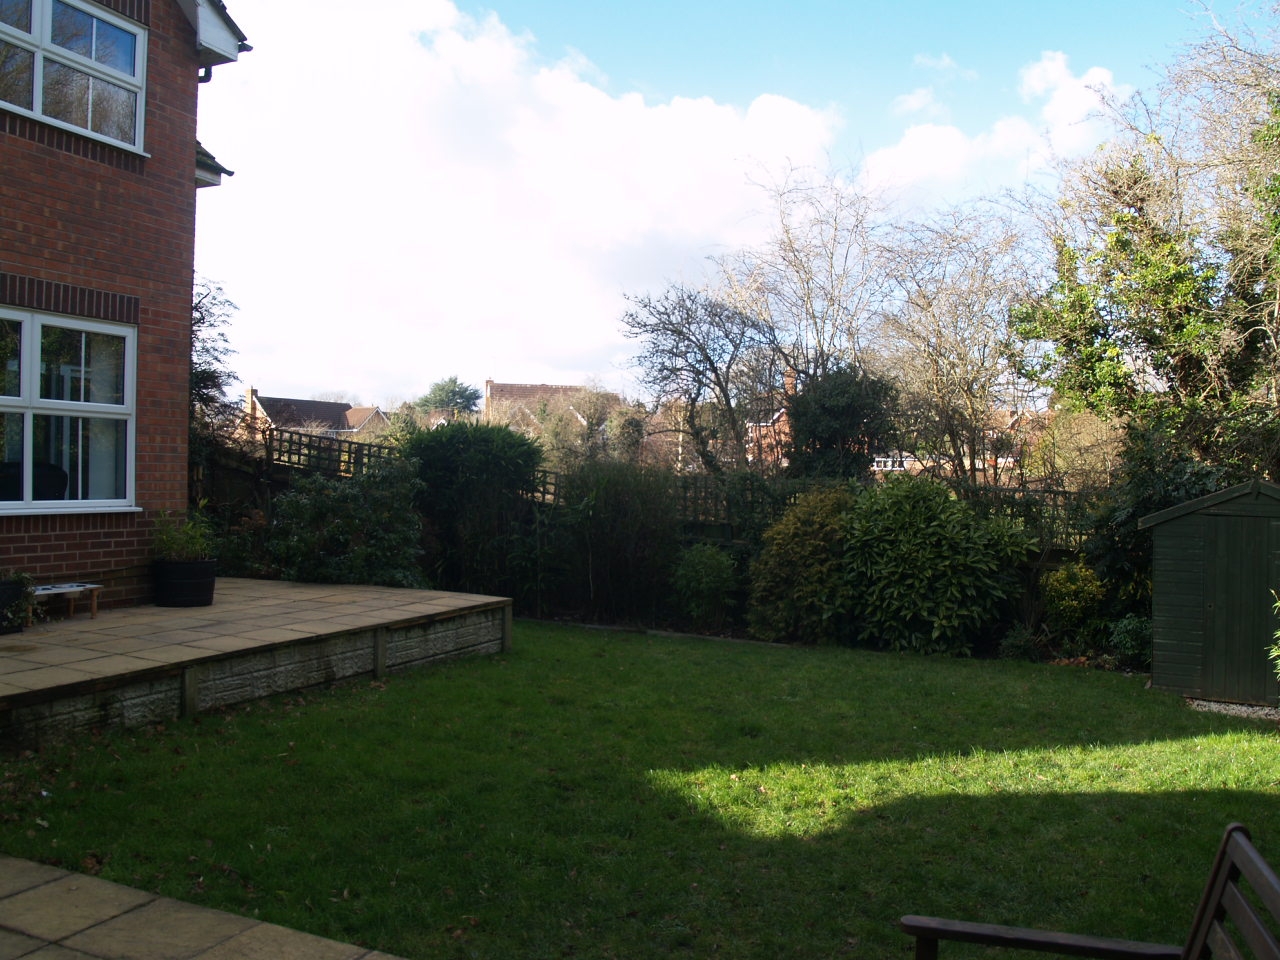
[[0, 570, 34, 634], [153, 509, 217, 607]]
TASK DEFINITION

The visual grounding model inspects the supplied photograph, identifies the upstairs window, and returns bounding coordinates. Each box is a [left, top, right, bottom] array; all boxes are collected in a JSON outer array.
[[0, 309, 136, 511], [0, 0, 145, 149]]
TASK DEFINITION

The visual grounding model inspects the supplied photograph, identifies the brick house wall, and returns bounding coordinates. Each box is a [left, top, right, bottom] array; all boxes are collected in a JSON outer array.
[[0, 0, 218, 604]]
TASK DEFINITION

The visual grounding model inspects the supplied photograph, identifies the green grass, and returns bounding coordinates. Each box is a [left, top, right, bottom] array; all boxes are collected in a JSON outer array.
[[2, 622, 1278, 959]]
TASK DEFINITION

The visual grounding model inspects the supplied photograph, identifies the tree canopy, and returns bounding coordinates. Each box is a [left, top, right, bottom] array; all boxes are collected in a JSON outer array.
[[191, 279, 238, 413], [784, 364, 898, 480], [416, 376, 482, 415]]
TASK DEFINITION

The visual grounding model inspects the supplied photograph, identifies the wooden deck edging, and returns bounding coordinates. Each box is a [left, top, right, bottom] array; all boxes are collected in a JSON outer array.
[[0, 588, 512, 747]]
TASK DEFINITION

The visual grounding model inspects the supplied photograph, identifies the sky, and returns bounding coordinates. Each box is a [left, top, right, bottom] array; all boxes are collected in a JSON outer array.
[[192, 0, 1245, 410]]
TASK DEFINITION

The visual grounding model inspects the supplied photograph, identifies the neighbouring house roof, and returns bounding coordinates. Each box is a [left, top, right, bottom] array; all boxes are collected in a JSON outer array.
[[484, 381, 588, 410], [248, 391, 389, 434], [483, 380, 621, 422]]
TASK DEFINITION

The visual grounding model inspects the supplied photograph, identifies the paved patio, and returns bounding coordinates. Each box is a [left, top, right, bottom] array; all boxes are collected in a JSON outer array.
[[0, 854, 406, 959], [0, 578, 512, 745], [0, 578, 512, 958]]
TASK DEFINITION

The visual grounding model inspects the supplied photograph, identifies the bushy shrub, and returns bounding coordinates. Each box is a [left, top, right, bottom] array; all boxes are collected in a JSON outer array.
[[212, 508, 273, 579], [1085, 421, 1232, 617], [542, 460, 681, 623], [268, 456, 426, 587], [673, 543, 738, 633], [1040, 560, 1109, 653], [748, 485, 859, 645], [398, 422, 542, 596], [842, 477, 1033, 655], [998, 623, 1048, 662], [1108, 614, 1152, 670]]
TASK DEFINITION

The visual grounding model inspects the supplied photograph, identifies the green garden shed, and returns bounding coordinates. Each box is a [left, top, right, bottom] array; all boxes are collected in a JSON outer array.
[[1139, 479, 1280, 705]]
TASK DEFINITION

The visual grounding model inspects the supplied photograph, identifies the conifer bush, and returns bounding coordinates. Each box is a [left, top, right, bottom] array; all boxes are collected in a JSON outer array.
[[748, 485, 859, 645]]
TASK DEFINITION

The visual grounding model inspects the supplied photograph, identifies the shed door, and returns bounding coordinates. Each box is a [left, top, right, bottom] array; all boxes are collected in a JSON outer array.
[[1203, 514, 1280, 704]]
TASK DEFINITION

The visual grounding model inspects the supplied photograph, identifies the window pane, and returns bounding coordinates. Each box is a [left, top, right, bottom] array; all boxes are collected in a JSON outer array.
[[93, 17, 133, 75], [0, 39, 33, 111], [50, 1, 91, 58], [0, 0, 29, 33], [90, 74, 134, 143], [33, 414, 125, 500], [0, 318, 19, 397], [39, 325, 83, 400], [39, 325, 125, 404], [41, 57, 88, 129], [0, 413, 22, 502]]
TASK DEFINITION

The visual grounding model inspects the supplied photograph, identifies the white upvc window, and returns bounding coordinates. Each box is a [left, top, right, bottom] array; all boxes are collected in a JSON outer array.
[[0, 308, 136, 512], [0, 0, 146, 149]]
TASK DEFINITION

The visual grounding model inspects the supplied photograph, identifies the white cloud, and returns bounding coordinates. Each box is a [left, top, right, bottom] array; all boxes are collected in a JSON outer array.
[[892, 87, 944, 117], [914, 53, 958, 71], [194, 1, 837, 406], [1019, 51, 1125, 156], [862, 50, 1125, 198], [913, 52, 978, 81]]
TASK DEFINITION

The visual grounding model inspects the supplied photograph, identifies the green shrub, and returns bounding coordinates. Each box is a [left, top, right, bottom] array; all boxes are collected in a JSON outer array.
[[842, 476, 1033, 655], [212, 509, 273, 579], [268, 457, 426, 588], [1270, 593, 1280, 685], [1085, 421, 1232, 617], [1040, 560, 1109, 653], [998, 623, 1047, 662], [543, 461, 681, 623], [153, 507, 216, 561], [673, 543, 737, 633], [748, 485, 859, 645], [398, 422, 542, 595], [1108, 615, 1152, 670]]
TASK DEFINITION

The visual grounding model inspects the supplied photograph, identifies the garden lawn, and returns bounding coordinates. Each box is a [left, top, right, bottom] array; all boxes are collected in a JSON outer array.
[[1, 622, 1277, 959]]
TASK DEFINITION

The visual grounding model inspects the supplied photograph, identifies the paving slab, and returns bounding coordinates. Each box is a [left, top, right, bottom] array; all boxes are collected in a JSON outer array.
[[0, 927, 49, 958], [0, 857, 407, 960], [61, 897, 257, 959], [0, 873, 154, 941]]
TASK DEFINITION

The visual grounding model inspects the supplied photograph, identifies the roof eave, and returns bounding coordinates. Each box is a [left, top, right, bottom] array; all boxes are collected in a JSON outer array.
[[176, 0, 251, 69]]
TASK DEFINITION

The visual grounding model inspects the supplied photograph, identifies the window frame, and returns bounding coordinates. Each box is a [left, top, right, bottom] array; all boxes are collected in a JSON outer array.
[[0, 306, 137, 514], [0, 0, 147, 151]]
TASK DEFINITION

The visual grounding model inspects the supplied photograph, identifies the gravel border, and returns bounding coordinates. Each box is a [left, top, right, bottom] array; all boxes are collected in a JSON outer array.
[[1186, 698, 1280, 721]]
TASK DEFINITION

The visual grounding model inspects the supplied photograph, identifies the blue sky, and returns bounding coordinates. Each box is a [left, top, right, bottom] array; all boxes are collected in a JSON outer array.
[[465, 0, 1201, 145], [193, 0, 1250, 408]]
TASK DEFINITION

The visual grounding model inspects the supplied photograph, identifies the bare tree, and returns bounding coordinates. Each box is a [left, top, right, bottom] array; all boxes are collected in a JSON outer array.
[[718, 169, 888, 380], [874, 205, 1041, 487], [622, 285, 777, 474]]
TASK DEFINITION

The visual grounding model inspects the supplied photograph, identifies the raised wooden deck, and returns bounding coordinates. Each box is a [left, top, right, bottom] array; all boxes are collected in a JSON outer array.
[[0, 578, 512, 746]]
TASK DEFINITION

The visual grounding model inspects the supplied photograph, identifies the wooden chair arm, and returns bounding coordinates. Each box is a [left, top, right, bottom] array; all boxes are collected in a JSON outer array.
[[900, 915, 1183, 960]]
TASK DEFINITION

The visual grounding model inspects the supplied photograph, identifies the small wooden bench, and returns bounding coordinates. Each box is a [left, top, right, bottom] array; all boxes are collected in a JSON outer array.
[[26, 582, 103, 627], [901, 823, 1279, 959]]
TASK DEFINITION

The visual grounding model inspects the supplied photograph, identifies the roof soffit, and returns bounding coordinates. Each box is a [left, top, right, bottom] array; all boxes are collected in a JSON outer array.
[[175, 0, 249, 67]]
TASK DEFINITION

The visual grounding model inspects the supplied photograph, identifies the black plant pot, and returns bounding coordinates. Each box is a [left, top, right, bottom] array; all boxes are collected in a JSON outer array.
[[153, 559, 217, 607], [0, 579, 24, 633]]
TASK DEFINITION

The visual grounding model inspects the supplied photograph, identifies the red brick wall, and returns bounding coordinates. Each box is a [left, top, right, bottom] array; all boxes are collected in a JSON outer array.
[[0, 0, 202, 606]]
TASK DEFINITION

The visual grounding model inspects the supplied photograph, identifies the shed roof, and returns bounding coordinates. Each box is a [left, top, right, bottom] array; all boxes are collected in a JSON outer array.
[[1137, 479, 1280, 529]]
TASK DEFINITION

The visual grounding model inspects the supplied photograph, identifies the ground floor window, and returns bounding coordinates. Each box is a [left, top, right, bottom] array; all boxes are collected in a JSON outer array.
[[0, 308, 135, 510]]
